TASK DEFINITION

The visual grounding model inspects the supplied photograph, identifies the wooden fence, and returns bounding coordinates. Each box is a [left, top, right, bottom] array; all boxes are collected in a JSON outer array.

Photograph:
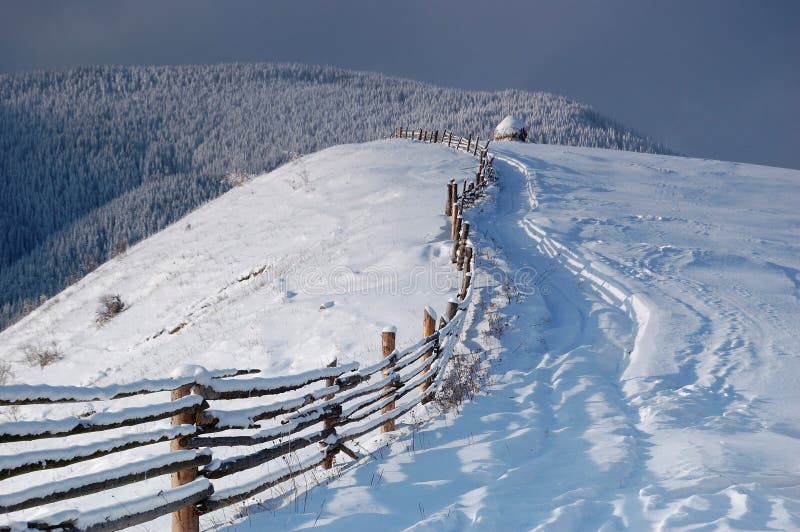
[[390, 127, 491, 159], [0, 129, 495, 532]]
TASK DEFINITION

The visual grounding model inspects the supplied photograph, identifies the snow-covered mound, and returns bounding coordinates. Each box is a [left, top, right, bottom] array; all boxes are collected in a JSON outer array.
[[2, 137, 799, 530], [493, 115, 528, 142]]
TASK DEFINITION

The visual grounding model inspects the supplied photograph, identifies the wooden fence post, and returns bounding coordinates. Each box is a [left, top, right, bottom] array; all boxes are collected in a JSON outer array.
[[466, 134, 472, 153], [459, 272, 472, 301], [473, 136, 480, 156], [171, 384, 200, 532], [450, 201, 461, 241], [381, 326, 397, 432], [444, 179, 458, 216], [434, 130, 438, 143], [445, 181, 454, 216], [451, 215, 462, 263], [418, 129, 423, 141], [446, 298, 459, 321], [464, 246, 473, 275], [447, 132, 452, 147], [323, 358, 338, 469], [420, 308, 436, 402], [456, 222, 469, 271]]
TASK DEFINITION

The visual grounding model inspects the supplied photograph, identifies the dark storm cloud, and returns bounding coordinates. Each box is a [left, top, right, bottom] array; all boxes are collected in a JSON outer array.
[[1, 1, 798, 169]]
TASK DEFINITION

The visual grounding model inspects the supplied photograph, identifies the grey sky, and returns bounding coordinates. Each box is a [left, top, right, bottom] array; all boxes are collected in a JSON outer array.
[[1, 1, 798, 169]]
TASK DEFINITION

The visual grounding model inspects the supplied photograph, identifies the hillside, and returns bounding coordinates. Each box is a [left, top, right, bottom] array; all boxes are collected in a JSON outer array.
[[1, 137, 798, 530], [0, 62, 672, 330]]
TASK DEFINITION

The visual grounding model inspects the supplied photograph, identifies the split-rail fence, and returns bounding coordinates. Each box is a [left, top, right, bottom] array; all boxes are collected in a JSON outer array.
[[0, 129, 495, 531]]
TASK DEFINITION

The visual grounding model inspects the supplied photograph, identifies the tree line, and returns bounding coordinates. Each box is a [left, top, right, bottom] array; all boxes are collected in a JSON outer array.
[[0, 62, 672, 330]]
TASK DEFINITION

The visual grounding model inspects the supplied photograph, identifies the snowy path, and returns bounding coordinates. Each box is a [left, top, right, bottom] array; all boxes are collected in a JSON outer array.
[[494, 146, 800, 530], [224, 151, 646, 530]]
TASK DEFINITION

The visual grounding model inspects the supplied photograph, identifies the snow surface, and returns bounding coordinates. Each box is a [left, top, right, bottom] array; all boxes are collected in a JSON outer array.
[[0, 141, 465, 386], [0, 140, 465, 528], [218, 143, 799, 530], [2, 138, 799, 530]]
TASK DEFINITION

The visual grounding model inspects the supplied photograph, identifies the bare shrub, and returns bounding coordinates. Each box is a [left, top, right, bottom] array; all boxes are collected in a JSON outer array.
[[111, 239, 129, 257], [96, 294, 125, 325], [0, 362, 13, 385], [82, 254, 99, 274], [22, 343, 63, 368], [225, 170, 254, 187], [483, 312, 509, 338], [21, 298, 38, 314], [502, 277, 526, 304], [435, 348, 491, 413]]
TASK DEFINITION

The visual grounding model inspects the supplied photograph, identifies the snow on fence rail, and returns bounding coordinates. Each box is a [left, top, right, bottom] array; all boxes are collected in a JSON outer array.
[[0, 129, 494, 532]]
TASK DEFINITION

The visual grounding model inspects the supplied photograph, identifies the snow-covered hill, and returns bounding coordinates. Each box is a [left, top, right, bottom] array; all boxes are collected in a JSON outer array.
[[1, 138, 798, 530], [0, 141, 469, 389]]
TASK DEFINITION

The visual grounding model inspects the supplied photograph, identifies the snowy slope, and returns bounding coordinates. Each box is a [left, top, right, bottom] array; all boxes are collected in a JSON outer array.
[[2, 138, 799, 530], [0, 141, 466, 387], [0, 140, 469, 528], [220, 143, 799, 530]]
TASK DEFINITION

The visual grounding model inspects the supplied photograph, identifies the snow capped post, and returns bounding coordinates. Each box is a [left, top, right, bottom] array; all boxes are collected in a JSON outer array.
[[464, 246, 473, 275], [459, 273, 472, 301], [381, 326, 397, 432], [450, 204, 461, 242], [171, 383, 201, 532], [493, 115, 528, 142], [445, 180, 456, 217], [323, 358, 338, 469], [445, 298, 459, 322], [420, 307, 437, 401], [457, 222, 470, 271]]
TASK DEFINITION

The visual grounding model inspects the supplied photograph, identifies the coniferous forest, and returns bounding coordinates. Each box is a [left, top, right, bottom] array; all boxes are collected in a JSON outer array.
[[0, 62, 672, 330]]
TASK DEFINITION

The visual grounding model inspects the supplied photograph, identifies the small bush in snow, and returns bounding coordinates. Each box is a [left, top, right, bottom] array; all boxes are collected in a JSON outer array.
[[96, 294, 125, 325], [483, 312, 509, 338], [435, 348, 491, 413], [22, 343, 63, 368], [111, 239, 129, 258], [0, 362, 13, 385], [225, 170, 254, 187]]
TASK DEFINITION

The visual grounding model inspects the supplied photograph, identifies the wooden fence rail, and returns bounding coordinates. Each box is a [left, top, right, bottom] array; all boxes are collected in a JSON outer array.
[[0, 129, 494, 532], [390, 127, 491, 160]]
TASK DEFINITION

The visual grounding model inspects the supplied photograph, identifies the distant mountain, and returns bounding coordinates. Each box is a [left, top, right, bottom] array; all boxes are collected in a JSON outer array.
[[0, 62, 672, 330]]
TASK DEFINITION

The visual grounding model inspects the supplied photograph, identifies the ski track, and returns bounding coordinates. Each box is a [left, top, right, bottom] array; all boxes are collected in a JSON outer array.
[[491, 148, 800, 530]]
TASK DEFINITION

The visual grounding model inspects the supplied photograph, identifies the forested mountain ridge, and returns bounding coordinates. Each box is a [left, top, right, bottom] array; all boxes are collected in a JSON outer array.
[[0, 62, 672, 330]]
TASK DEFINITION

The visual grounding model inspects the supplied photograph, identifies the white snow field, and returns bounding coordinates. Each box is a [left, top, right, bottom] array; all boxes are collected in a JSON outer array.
[[1, 137, 799, 530]]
